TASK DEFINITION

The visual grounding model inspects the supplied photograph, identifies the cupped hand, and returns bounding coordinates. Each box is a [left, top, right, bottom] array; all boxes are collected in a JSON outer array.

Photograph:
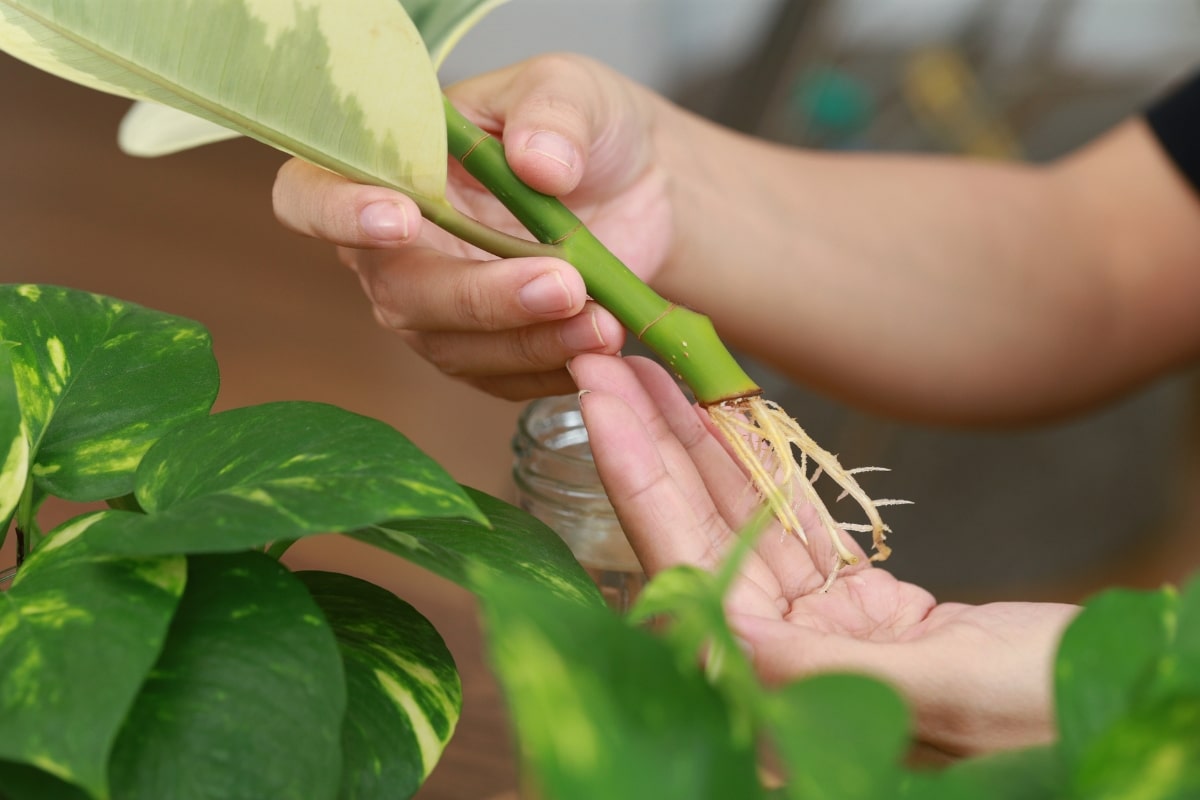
[[273, 54, 676, 399], [570, 353, 1079, 757]]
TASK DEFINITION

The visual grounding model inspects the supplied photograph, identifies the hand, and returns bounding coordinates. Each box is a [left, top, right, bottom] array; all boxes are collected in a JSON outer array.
[[272, 54, 676, 400], [570, 353, 1080, 757]]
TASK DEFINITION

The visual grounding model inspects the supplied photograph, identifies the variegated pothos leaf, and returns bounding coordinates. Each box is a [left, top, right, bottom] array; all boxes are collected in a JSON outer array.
[[0, 515, 186, 799], [300, 571, 461, 800], [82, 401, 486, 557], [0, 284, 218, 503]]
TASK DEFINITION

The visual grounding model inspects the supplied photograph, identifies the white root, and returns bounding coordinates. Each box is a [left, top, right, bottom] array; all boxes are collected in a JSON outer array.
[[705, 396, 901, 583]]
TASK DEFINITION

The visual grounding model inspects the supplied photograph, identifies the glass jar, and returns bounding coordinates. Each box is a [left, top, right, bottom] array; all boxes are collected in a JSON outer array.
[[511, 394, 645, 612]]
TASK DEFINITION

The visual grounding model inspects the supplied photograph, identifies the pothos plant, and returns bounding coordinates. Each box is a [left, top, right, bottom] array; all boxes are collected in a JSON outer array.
[[2, 2, 1199, 800], [0, 283, 605, 799]]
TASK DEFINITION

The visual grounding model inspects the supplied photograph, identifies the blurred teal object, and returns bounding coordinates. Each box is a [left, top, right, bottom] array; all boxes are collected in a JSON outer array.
[[789, 67, 874, 148]]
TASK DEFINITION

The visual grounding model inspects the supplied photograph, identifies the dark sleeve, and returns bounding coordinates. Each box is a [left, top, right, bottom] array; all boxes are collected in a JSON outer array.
[[1146, 71, 1200, 193]]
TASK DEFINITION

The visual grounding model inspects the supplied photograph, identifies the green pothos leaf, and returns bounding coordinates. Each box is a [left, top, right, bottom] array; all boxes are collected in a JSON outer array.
[[0, 514, 185, 799], [299, 571, 461, 800], [0, 0, 448, 200], [0, 284, 218, 504], [1055, 575, 1200, 799], [1071, 694, 1200, 800], [766, 674, 910, 800], [82, 401, 485, 556], [1055, 585, 1176, 764], [478, 571, 762, 800], [349, 488, 603, 608], [108, 552, 346, 800]]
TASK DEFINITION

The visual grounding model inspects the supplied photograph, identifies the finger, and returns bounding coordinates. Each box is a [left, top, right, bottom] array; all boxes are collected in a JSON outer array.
[[622, 357, 802, 607], [575, 368, 782, 621], [399, 303, 623, 379], [273, 158, 424, 247], [354, 249, 590, 332], [448, 54, 655, 200], [626, 359, 763, 525], [632, 362, 844, 593], [575, 379, 728, 574]]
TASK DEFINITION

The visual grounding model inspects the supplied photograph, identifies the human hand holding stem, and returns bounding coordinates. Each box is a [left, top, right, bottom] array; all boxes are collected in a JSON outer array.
[[444, 97, 902, 578], [279, 75, 901, 582]]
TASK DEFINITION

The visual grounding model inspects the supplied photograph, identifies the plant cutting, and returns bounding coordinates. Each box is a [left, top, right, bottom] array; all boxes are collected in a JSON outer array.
[[0, 0, 902, 582]]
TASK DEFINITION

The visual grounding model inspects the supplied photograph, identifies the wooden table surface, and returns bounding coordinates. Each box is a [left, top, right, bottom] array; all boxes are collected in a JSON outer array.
[[1, 54, 522, 798]]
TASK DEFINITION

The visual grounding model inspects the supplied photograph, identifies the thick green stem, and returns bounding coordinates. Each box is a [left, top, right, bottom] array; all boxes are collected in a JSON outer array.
[[441, 98, 759, 405]]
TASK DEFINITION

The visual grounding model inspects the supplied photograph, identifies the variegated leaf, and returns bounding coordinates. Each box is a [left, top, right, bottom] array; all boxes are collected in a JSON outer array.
[[350, 488, 604, 609], [0, 339, 29, 528], [0, 284, 218, 503], [118, 0, 511, 157], [84, 401, 485, 556], [0, 0, 446, 199], [108, 552, 346, 800], [0, 514, 186, 799], [299, 571, 461, 800]]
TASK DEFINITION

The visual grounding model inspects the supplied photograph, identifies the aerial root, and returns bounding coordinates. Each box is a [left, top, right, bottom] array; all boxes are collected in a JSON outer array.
[[705, 396, 904, 585]]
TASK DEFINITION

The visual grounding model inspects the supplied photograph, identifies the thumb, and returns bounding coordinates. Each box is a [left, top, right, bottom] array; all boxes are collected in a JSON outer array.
[[447, 54, 657, 200]]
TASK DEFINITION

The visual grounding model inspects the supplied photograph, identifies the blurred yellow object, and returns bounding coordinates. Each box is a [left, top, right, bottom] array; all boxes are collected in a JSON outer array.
[[903, 47, 1022, 160]]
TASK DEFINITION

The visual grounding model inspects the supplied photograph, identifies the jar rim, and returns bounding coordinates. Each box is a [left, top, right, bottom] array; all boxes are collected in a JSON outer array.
[[514, 394, 595, 466]]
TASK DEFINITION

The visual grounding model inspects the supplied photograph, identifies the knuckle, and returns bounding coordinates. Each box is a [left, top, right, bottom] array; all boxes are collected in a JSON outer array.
[[452, 273, 495, 329], [526, 52, 591, 82], [505, 326, 551, 371], [418, 335, 466, 378], [365, 277, 412, 330]]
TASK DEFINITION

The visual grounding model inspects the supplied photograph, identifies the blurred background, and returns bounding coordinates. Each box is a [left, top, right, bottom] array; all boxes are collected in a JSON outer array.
[[4, 1, 1200, 796]]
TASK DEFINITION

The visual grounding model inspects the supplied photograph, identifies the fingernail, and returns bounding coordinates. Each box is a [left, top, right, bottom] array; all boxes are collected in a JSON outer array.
[[360, 200, 410, 240], [524, 130, 577, 170], [561, 311, 606, 351], [519, 271, 573, 315]]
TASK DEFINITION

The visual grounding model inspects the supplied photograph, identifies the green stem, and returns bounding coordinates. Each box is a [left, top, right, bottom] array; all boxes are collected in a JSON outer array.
[[15, 476, 35, 565], [106, 492, 145, 513], [440, 98, 760, 405], [265, 538, 297, 560]]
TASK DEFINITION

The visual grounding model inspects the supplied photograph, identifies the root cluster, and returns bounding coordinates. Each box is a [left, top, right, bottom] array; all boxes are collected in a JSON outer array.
[[706, 396, 907, 586]]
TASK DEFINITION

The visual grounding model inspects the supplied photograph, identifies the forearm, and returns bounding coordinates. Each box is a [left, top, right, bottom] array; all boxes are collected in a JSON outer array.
[[651, 106, 1200, 424]]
